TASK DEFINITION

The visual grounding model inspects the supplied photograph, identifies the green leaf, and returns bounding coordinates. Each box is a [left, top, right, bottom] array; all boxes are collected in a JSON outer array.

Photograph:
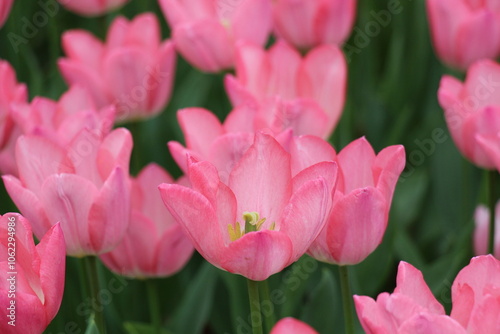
[[123, 322, 173, 334], [84, 314, 99, 334], [167, 261, 218, 334], [300, 268, 339, 333]]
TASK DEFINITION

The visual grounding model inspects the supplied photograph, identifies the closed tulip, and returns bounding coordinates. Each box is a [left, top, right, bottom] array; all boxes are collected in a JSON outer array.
[[0, 0, 13, 28], [57, 0, 129, 16], [2, 127, 132, 257], [273, 0, 356, 50], [0, 61, 28, 175], [58, 13, 176, 122], [426, 0, 500, 70], [225, 40, 347, 138], [308, 137, 405, 265], [158, 0, 272, 72], [270, 317, 318, 334], [100, 163, 194, 278], [159, 132, 337, 281], [0, 214, 65, 334], [438, 59, 500, 169], [473, 201, 500, 258]]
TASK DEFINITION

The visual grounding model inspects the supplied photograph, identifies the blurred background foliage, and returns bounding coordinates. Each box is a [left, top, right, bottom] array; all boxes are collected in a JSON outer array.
[[0, 0, 484, 333]]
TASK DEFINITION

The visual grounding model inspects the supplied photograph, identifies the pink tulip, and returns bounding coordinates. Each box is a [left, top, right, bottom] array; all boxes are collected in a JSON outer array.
[[159, 132, 337, 281], [308, 137, 405, 265], [225, 40, 347, 138], [2, 127, 132, 256], [0, 0, 13, 27], [158, 0, 272, 72], [426, 0, 500, 70], [0, 61, 28, 176], [0, 214, 66, 334], [355, 255, 500, 333], [354, 261, 463, 334], [100, 163, 194, 278], [473, 201, 500, 258], [10, 85, 115, 146], [273, 0, 356, 50], [57, 0, 129, 16], [270, 317, 318, 334], [450, 255, 500, 332], [58, 13, 176, 121], [168, 107, 330, 175], [438, 59, 500, 169]]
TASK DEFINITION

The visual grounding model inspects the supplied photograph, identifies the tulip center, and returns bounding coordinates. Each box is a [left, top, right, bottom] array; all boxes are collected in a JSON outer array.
[[227, 212, 275, 242]]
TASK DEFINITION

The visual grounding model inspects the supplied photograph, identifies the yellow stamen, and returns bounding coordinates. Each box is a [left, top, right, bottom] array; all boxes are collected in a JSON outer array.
[[227, 212, 275, 242]]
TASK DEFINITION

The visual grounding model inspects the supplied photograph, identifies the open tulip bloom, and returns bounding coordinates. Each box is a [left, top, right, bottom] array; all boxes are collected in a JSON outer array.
[[2, 128, 132, 256], [159, 132, 337, 281]]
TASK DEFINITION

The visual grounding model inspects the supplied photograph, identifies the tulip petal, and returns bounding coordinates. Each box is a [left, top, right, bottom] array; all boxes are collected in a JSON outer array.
[[231, 0, 272, 45], [229, 133, 291, 223], [456, 11, 500, 69], [178, 107, 224, 159], [270, 317, 318, 334], [159, 183, 224, 267], [221, 230, 293, 281], [2, 175, 52, 239], [147, 40, 176, 114], [88, 167, 130, 254], [326, 187, 386, 265], [395, 261, 445, 314], [155, 224, 194, 277], [103, 48, 151, 117], [134, 163, 174, 228], [173, 19, 234, 72], [40, 174, 98, 256], [289, 135, 336, 175], [399, 313, 467, 334], [280, 178, 329, 262], [36, 224, 66, 321], [299, 44, 347, 133], [353, 294, 398, 334], [373, 145, 405, 204], [61, 30, 104, 69], [57, 59, 109, 108], [15, 135, 74, 194], [336, 137, 376, 193]]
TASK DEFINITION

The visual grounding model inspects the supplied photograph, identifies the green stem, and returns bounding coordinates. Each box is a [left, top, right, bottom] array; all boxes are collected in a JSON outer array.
[[338, 266, 355, 334], [488, 170, 499, 255], [247, 279, 263, 334], [146, 280, 162, 334], [259, 280, 276, 333], [84, 256, 106, 334]]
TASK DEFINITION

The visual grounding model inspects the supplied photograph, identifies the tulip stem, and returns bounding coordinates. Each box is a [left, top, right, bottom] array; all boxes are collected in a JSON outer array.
[[339, 265, 355, 334], [146, 279, 162, 334], [488, 170, 499, 255], [259, 280, 276, 332], [247, 279, 263, 334], [84, 256, 106, 334]]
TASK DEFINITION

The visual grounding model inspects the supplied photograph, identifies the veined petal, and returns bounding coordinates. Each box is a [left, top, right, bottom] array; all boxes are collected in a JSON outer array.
[[159, 183, 225, 267], [221, 230, 293, 281], [229, 132, 291, 223]]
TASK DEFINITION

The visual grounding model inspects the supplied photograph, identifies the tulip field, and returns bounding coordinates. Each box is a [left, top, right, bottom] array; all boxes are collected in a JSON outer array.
[[1, 0, 500, 333]]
